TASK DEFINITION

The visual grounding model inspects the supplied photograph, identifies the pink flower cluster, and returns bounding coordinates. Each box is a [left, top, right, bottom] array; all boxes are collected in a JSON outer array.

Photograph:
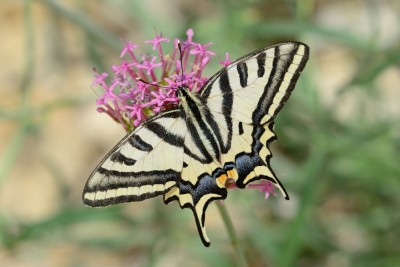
[[92, 29, 231, 131], [226, 179, 278, 199], [247, 180, 278, 199]]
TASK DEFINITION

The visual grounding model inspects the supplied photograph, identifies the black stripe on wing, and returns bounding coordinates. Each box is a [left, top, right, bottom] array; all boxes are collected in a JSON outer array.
[[90, 169, 179, 191], [251, 47, 281, 124], [180, 89, 220, 162], [256, 52, 266, 77], [254, 43, 309, 123], [237, 62, 248, 87], [83, 169, 180, 207], [198, 69, 234, 154], [110, 152, 136, 166], [145, 121, 184, 147], [129, 135, 153, 152], [218, 69, 233, 152]]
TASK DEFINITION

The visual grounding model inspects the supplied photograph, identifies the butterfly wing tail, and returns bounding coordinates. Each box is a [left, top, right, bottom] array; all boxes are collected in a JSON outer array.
[[164, 174, 227, 247], [226, 121, 289, 199]]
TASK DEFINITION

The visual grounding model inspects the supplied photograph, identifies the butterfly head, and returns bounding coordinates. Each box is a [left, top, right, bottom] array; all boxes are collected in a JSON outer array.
[[175, 86, 188, 98], [176, 86, 200, 110]]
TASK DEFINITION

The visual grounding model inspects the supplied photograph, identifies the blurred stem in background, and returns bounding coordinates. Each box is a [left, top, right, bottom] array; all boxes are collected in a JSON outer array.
[[217, 203, 249, 267], [0, 0, 35, 187]]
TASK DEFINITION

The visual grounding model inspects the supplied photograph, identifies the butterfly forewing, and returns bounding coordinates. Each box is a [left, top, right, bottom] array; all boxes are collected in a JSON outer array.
[[203, 42, 308, 124], [83, 42, 309, 247], [83, 109, 185, 206]]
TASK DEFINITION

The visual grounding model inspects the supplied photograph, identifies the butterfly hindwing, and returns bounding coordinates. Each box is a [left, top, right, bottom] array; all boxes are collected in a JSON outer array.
[[164, 163, 227, 246]]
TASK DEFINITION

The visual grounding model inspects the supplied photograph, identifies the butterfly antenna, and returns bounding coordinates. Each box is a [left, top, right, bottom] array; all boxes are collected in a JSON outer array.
[[137, 41, 185, 92], [136, 77, 171, 89], [177, 41, 184, 87]]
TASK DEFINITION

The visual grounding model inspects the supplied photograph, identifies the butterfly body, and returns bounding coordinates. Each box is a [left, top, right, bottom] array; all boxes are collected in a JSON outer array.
[[83, 42, 309, 246]]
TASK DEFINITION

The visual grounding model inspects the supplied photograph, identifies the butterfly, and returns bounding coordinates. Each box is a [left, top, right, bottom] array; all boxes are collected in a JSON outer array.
[[83, 42, 309, 246]]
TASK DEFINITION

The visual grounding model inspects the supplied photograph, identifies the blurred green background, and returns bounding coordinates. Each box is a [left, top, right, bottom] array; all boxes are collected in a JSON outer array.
[[1, 0, 399, 266]]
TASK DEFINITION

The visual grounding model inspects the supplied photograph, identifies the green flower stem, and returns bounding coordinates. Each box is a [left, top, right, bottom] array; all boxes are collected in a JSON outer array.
[[216, 202, 249, 267]]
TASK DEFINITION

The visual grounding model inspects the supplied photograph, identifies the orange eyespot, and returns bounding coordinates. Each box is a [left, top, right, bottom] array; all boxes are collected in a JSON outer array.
[[216, 169, 238, 188], [227, 169, 238, 180]]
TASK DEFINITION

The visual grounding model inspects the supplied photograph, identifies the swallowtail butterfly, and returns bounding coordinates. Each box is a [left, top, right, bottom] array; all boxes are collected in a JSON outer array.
[[83, 42, 309, 246]]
